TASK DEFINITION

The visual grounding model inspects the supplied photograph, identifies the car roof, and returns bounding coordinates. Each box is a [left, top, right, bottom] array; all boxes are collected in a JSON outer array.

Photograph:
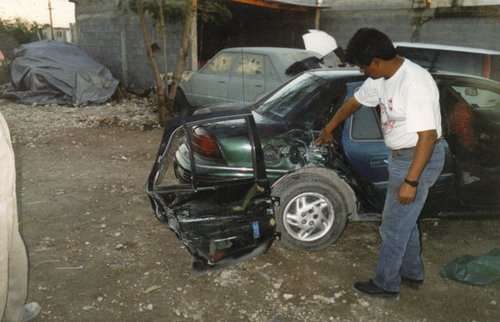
[[431, 70, 500, 86], [215, 47, 323, 77], [220, 47, 319, 55], [394, 42, 500, 55], [306, 68, 500, 89], [302, 68, 366, 82], [309, 67, 361, 76], [287, 67, 500, 89]]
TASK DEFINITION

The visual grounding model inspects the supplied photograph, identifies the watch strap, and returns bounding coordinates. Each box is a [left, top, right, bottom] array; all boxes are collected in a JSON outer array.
[[404, 178, 419, 187]]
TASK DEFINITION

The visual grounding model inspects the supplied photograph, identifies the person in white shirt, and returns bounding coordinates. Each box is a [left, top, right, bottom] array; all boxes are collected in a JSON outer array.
[[1, 112, 41, 321], [315, 28, 445, 299]]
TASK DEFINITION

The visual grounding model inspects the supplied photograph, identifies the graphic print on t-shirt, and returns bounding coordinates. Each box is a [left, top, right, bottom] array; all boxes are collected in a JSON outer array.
[[379, 98, 395, 135]]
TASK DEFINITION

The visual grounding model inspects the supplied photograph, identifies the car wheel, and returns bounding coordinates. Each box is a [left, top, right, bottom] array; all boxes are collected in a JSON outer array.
[[272, 168, 352, 251], [173, 89, 192, 116]]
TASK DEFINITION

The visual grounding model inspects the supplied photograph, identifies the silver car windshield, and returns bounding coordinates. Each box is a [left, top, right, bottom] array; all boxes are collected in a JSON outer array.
[[254, 73, 326, 120]]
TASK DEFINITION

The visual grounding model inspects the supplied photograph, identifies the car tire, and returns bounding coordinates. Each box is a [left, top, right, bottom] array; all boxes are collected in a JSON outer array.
[[173, 89, 192, 117], [271, 168, 352, 251]]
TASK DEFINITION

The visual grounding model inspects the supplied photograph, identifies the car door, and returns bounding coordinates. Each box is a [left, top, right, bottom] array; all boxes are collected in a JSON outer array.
[[342, 98, 458, 215], [226, 53, 266, 104], [187, 52, 236, 106], [437, 77, 500, 210], [262, 55, 284, 94], [146, 109, 277, 272], [341, 82, 389, 193]]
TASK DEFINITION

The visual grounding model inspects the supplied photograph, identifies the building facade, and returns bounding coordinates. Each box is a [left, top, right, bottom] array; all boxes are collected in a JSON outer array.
[[70, 0, 500, 90], [322, 0, 500, 51]]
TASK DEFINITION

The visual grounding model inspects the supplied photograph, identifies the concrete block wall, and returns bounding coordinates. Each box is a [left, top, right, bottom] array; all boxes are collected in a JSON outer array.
[[76, 14, 124, 78], [327, 0, 412, 10], [321, 9, 414, 49], [419, 16, 500, 50], [320, 0, 500, 51], [73, 0, 187, 89]]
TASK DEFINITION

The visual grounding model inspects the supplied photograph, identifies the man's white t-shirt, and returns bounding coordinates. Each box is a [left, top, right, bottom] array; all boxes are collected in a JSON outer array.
[[354, 59, 442, 150]]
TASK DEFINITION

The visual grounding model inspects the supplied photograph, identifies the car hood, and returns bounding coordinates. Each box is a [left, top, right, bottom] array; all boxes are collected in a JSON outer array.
[[193, 101, 254, 114]]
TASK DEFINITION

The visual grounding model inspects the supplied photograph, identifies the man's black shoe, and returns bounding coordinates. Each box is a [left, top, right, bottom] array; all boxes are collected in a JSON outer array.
[[353, 280, 399, 299], [401, 276, 424, 290]]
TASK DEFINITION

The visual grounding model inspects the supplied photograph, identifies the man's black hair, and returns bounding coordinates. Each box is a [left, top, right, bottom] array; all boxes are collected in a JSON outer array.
[[345, 28, 397, 66]]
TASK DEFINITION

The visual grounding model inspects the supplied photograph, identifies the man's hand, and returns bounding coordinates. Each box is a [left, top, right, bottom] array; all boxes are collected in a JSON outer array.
[[314, 97, 362, 147], [314, 130, 334, 147], [397, 182, 417, 205], [397, 129, 438, 205]]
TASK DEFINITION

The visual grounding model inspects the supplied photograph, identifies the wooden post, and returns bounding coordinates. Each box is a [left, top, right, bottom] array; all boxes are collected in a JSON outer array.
[[315, 0, 323, 30], [315, 8, 320, 29], [190, 0, 198, 71], [48, 0, 55, 39]]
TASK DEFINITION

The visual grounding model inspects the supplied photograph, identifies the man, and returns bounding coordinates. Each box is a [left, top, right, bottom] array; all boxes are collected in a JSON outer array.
[[315, 28, 445, 299], [1, 111, 41, 321]]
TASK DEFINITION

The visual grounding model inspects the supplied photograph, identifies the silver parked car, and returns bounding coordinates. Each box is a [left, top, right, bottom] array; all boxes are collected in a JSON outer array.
[[173, 47, 321, 114], [394, 42, 500, 81]]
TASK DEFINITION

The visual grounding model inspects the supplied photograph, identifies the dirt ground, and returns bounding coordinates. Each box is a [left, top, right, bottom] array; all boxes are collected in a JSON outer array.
[[1, 98, 499, 322]]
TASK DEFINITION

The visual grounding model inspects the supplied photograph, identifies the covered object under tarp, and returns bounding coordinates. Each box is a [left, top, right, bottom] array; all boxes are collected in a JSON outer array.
[[1, 40, 118, 106]]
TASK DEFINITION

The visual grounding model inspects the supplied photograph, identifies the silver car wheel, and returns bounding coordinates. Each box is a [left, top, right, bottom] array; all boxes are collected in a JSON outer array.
[[282, 192, 335, 242]]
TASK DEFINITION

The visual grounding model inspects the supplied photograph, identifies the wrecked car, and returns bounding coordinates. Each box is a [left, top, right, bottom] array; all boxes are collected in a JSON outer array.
[[146, 109, 278, 271], [173, 47, 322, 114], [146, 68, 500, 270]]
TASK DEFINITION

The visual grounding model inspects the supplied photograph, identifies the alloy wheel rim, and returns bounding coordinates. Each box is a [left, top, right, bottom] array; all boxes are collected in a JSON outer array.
[[282, 192, 335, 242]]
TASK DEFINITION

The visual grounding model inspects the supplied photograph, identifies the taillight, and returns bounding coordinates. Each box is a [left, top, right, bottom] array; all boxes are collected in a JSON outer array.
[[191, 126, 222, 159]]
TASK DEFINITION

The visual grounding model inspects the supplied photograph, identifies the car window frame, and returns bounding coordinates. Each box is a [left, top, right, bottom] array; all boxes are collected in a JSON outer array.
[[344, 81, 384, 142], [350, 105, 384, 141]]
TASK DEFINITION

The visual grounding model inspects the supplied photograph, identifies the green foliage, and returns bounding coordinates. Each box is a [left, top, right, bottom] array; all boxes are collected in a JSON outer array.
[[118, 0, 231, 25], [0, 18, 45, 44], [146, 0, 187, 24], [198, 0, 231, 25], [118, 0, 187, 24]]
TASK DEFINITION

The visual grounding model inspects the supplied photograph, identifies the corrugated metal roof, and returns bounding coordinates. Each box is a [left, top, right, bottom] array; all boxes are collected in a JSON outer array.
[[232, 0, 330, 10], [270, 0, 329, 7]]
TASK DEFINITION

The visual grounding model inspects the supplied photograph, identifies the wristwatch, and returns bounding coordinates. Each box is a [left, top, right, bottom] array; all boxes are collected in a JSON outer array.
[[404, 178, 419, 187]]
